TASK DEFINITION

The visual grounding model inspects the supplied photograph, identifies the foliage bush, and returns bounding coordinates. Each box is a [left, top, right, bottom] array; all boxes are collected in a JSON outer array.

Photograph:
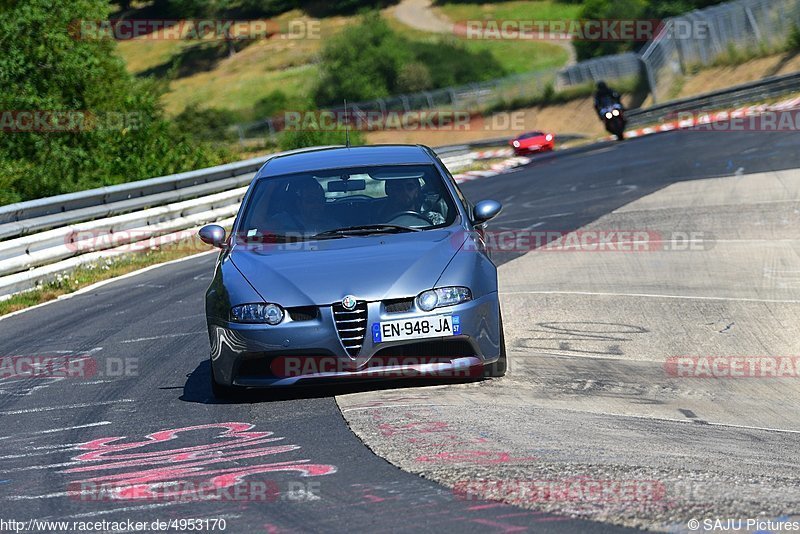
[[173, 105, 241, 142], [277, 126, 365, 151], [787, 23, 800, 52], [313, 12, 505, 106], [0, 0, 228, 205]]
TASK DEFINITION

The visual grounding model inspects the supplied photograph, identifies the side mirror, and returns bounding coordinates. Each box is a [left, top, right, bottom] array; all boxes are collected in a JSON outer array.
[[473, 200, 502, 224], [199, 224, 227, 249]]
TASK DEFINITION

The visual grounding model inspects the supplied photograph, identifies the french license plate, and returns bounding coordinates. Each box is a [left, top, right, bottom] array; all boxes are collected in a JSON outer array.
[[372, 315, 460, 343]]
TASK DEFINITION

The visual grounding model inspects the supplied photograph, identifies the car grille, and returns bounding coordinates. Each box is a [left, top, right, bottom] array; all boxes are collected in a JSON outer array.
[[384, 298, 414, 314], [332, 301, 367, 357]]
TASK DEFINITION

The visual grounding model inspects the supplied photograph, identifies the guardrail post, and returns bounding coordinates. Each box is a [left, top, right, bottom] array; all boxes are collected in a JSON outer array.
[[642, 56, 660, 105], [743, 6, 762, 43]]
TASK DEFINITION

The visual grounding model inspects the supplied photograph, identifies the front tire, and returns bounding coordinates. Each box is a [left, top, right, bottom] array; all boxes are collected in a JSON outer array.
[[484, 314, 507, 377], [210, 361, 242, 400]]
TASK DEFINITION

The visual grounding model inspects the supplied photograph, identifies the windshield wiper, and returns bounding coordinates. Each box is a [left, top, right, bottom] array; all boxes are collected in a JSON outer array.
[[313, 224, 421, 239], [240, 233, 300, 243]]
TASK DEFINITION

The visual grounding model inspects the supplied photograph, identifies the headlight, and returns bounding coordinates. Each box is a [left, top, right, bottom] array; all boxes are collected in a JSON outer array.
[[545, 134, 553, 141], [605, 112, 613, 119], [230, 303, 284, 324], [612, 109, 620, 116], [512, 140, 520, 147], [416, 287, 471, 312]]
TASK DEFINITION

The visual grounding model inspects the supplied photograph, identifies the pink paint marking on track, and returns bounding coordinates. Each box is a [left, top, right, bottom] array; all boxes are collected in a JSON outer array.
[[62, 423, 337, 501]]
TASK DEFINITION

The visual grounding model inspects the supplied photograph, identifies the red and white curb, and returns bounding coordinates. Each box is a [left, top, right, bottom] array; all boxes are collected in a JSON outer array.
[[473, 148, 513, 159], [624, 95, 800, 139], [452, 155, 531, 183]]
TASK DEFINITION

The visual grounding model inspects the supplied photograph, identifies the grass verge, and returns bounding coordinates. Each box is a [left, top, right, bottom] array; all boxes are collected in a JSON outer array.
[[434, 1, 582, 26]]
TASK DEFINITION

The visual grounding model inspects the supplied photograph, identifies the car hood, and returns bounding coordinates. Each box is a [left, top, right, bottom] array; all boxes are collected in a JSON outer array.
[[230, 229, 468, 306], [520, 137, 545, 145]]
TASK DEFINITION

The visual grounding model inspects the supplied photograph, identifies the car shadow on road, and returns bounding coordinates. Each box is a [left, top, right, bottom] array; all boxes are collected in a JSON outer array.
[[180, 359, 483, 404]]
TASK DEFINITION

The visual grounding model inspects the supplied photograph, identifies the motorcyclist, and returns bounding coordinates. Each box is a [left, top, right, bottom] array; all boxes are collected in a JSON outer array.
[[594, 81, 622, 115]]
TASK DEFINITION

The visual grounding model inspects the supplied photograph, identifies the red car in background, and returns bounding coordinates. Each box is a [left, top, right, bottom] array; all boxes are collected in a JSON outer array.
[[510, 131, 555, 156]]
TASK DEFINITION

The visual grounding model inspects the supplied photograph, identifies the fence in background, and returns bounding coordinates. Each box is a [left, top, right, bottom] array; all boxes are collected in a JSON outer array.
[[641, 0, 800, 103]]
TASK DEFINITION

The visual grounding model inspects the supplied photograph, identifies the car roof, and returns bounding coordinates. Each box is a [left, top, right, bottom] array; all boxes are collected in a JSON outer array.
[[259, 145, 436, 177]]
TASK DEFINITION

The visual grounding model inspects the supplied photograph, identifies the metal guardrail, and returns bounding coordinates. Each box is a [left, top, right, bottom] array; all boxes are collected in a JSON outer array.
[[627, 70, 800, 127], [0, 154, 269, 225]]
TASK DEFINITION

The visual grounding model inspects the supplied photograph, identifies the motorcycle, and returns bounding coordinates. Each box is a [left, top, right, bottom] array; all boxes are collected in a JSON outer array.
[[599, 101, 626, 140]]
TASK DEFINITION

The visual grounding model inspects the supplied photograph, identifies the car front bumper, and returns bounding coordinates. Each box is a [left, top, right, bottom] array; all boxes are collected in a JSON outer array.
[[208, 292, 501, 387]]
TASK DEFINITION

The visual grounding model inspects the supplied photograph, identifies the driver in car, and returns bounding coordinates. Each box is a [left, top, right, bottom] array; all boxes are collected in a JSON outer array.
[[265, 178, 338, 236], [380, 178, 445, 225]]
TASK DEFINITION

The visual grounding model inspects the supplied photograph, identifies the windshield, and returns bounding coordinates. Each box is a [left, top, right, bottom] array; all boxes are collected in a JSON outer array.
[[237, 164, 458, 240]]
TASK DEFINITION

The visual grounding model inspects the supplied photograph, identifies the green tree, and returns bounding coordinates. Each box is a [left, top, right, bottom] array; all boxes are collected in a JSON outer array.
[[277, 126, 365, 151], [573, 0, 648, 60], [0, 0, 225, 204], [313, 12, 412, 105], [313, 12, 505, 106]]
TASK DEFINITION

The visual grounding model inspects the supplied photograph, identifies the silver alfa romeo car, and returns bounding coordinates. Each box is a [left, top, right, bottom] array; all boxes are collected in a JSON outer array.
[[199, 145, 506, 397]]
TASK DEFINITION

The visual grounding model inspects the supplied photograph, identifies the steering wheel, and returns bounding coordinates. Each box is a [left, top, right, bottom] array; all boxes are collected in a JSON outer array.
[[386, 210, 433, 225]]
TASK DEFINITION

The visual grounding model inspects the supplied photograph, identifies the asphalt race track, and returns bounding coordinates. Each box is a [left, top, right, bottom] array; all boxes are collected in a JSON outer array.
[[1, 127, 799, 532]]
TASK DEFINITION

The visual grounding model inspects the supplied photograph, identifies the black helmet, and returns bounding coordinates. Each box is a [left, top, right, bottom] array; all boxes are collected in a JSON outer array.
[[596, 81, 608, 91]]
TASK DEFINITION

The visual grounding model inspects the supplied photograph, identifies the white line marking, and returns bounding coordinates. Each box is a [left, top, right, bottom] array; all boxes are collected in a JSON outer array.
[[0, 449, 76, 460], [6, 491, 73, 500], [501, 290, 800, 304], [0, 460, 81, 473], [120, 331, 205, 344], [156, 313, 205, 324], [522, 222, 545, 230], [0, 399, 134, 415], [35, 421, 112, 434]]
